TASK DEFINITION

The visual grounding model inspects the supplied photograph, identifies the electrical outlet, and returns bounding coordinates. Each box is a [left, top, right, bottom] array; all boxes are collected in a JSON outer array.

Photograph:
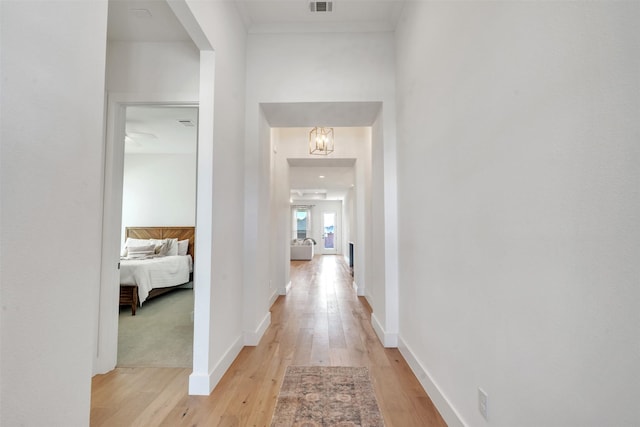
[[478, 388, 489, 421]]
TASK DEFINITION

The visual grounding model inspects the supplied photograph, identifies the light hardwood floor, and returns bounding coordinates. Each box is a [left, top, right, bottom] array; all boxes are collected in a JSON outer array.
[[91, 255, 446, 426]]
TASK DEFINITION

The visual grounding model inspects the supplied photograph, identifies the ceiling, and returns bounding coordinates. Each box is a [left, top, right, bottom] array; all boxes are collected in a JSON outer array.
[[109, 0, 382, 200], [236, 0, 405, 34], [289, 158, 356, 201], [107, 0, 405, 41], [107, 0, 191, 42], [262, 102, 381, 127], [125, 106, 198, 154], [262, 103, 378, 202]]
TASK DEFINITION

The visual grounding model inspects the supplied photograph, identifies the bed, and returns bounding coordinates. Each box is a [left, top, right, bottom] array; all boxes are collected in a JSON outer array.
[[119, 226, 195, 315]]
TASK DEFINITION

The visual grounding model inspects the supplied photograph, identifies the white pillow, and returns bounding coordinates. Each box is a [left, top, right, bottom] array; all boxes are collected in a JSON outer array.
[[177, 239, 189, 256], [122, 238, 152, 257], [162, 238, 179, 256], [126, 244, 156, 259]]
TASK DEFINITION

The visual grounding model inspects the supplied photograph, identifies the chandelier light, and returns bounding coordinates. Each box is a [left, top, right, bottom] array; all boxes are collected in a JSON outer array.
[[309, 127, 334, 155]]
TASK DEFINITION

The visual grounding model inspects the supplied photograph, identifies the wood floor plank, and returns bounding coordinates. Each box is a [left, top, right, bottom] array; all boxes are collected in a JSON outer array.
[[129, 368, 189, 426], [91, 255, 447, 427]]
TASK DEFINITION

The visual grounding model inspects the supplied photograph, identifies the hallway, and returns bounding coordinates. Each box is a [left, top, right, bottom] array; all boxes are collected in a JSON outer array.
[[91, 255, 446, 426]]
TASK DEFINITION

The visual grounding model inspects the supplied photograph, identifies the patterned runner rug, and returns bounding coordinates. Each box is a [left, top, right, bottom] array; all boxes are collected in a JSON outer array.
[[271, 366, 385, 426]]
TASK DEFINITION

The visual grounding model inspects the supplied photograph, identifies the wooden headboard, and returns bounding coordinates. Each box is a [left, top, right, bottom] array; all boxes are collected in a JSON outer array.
[[125, 226, 195, 262]]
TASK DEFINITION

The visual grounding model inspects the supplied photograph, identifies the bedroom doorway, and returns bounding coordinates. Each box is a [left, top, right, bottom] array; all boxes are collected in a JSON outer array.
[[117, 105, 198, 369]]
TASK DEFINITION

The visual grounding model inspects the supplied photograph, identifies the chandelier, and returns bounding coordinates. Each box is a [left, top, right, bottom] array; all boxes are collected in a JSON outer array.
[[309, 127, 334, 155]]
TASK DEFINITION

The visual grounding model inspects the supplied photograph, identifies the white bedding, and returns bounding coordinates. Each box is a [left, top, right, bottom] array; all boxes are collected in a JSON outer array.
[[120, 255, 193, 305]]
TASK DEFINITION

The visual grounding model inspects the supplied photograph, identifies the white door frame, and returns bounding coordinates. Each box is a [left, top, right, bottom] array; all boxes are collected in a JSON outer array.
[[320, 210, 338, 255], [94, 93, 199, 374]]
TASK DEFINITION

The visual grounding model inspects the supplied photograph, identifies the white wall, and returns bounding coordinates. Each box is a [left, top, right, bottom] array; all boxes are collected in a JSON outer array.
[[395, 2, 640, 426], [0, 1, 108, 425], [185, 0, 247, 394], [270, 129, 290, 299], [121, 153, 196, 242], [369, 112, 393, 344], [343, 188, 355, 264], [106, 41, 199, 95]]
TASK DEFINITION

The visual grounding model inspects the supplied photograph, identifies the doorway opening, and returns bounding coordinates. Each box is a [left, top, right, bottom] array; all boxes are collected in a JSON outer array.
[[322, 211, 337, 254], [117, 105, 198, 368]]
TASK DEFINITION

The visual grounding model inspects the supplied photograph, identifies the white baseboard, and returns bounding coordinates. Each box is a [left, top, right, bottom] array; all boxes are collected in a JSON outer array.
[[188, 335, 243, 395], [187, 310, 272, 396], [279, 281, 292, 296], [269, 288, 279, 307], [370, 312, 398, 348], [352, 280, 364, 296], [398, 337, 466, 427], [244, 311, 271, 346]]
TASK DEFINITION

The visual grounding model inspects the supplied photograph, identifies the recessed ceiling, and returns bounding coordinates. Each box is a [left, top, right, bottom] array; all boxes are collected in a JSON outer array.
[[125, 106, 198, 154], [107, 0, 406, 42], [262, 102, 381, 127], [236, 0, 406, 33], [107, 0, 191, 42], [289, 161, 356, 201], [288, 158, 356, 168]]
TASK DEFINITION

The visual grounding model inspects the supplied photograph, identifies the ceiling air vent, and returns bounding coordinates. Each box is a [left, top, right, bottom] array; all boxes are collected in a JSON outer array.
[[310, 1, 333, 12]]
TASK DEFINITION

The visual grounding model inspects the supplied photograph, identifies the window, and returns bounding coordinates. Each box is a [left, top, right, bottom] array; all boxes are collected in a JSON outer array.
[[292, 207, 311, 240]]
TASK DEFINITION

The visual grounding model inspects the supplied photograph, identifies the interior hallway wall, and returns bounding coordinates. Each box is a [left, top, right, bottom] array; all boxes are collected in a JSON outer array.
[[395, 2, 640, 426], [121, 153, 196, 241], [0, 2, 109, 425], [185, 0, 247, 394], [106, 41, 199, 94], [270, 128, 290, 299]]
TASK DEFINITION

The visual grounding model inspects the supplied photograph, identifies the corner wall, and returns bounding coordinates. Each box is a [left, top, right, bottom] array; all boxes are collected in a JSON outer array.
[[0, 2, 108, 425], [185, 0, 247, 394], [395, 2, 640, 426]]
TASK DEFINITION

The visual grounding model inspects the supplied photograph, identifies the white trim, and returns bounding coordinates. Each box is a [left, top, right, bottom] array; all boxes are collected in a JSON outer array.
[[244, 311, 271, 346], [371, 312, 398, 348], [95, 93, 199, 375], [352, 280, 364, 296], [94, 99, 125, 375], [269, 288, 279, 307], [106, 92, 198, 105], [279, 280, 292, 296], [319, 209, 338, 255], [188, 335, 243, 395], [190, 50, 215, 396], [166, 0, 212, 51], [398, 337, 466, 427]]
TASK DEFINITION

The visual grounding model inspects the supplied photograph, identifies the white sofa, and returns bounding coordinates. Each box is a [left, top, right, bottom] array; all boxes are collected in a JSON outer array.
[[290, 241, 314, 260]]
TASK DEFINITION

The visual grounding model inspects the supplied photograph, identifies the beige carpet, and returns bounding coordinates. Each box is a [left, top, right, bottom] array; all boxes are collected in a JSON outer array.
[[271, 366, 385, 427], [117, 287, 193, 368]]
